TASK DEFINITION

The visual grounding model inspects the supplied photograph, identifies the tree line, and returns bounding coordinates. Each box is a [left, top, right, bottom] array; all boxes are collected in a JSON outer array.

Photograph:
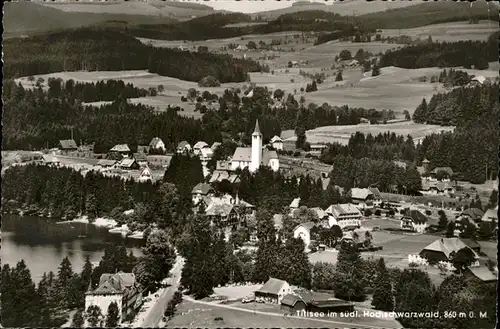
[[379, 32, 498, 70], [3, 27, 265, 82]]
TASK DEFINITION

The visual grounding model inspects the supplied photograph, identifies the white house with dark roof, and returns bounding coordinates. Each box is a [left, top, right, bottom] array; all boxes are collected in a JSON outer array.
[[270, 135, 284, 150], [110, 144, 131, 156], [326, 204, 362, 229], [231, 120, 279, 173], [84, 272, 142, 326], [138, 166, 153, 183], [293, 222, 316, 251], [351, 188, 375, 209], [59, 139, 78, 152], [118, 158, 139, 170], [191, 183, 215, 205], [419, 237, 479, 266], [149, 137, 165, 152], [254, 277, 291, 304]]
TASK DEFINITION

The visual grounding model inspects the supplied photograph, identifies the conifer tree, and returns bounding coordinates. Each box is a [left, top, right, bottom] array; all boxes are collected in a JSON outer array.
[[105, 302, 120, 327], [371, 258, 394, 311], [85, 305, 103, 327], [72, 310, 84, 328]]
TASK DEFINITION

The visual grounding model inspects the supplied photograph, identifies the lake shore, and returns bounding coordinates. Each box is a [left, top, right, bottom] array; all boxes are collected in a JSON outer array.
[[56, 215, 118, 229]]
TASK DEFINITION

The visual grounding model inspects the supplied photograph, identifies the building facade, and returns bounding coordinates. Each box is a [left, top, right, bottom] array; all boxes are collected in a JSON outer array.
[[326, 204, 362, 229]]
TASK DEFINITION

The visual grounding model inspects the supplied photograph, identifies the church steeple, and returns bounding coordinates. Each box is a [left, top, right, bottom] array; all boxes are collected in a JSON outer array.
[[253, 119, 262, 135]]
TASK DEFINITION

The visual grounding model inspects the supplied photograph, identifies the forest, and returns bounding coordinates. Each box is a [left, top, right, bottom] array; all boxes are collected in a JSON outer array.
[[379, 32, 498, 70], [2, 28, 265, 82], [115, 11, 366, 42]]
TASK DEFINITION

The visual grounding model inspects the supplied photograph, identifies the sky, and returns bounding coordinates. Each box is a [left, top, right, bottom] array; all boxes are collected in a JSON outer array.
[[197, 0, 332, 14]]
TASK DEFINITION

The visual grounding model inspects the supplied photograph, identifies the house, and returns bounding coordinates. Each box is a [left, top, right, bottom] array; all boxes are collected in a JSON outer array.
[[429, 167, 454, 179], [110, 144, 131, 156], [118, 158, 139, 170], [270, 135, 284, 151], [59, 139, 78, 153], [400, 209, 429, 233], [146, 155, 172, 169], [421, 180, 455, 196], [470, 75, 487, 86], [289, 198, 301, 213], [368, 187, 383, 206], [300, 291, 355, 313], [309, 144, 328, 153], [193, 141, 209, 155], [191, 183, 215, 206], [341, 228, 373, 248], [231, 120, 279, 172], [133, 153, 148, 167], [199, 147, 214, 162], [206, 204, 239, 227], [137, 166, 153, 183], [359, 117, 370, 124], [149, 137, 166, 153], [419, 237, 479, 264], [325, 204, 362, 229], [280, 294, 307, 315], [84, 272, 142, 326], [254, 278, 292, 304], [351, 188, 375, 209], [347, 59, 359, 67], [464, 266, 497, 283], [203, 194, 255, 227], [235, 44, 248, 52], [310, 207, 328, 221], [393, 160, 407, 170], [176, 141, 192, 154], [97, 159, 117, 168], [461, 208, 485, 224], [293, 222, 316, 250]]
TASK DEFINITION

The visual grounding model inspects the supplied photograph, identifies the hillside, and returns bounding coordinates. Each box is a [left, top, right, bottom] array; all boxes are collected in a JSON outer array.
[[359, 0, 498, 29], [38, 0, 215, 20], [3, 1, 177, 38], [251, 0, 420, 20]]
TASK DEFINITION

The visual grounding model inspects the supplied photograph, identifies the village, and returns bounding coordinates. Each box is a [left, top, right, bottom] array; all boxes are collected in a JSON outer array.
[[3, 118, 497, 327]]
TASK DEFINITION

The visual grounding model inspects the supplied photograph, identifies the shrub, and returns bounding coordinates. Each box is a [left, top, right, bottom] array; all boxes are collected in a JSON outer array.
[[198, 75, 221, 87]]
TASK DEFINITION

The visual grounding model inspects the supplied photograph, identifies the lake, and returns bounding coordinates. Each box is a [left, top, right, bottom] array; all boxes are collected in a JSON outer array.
[[1, 214, 144, 283]]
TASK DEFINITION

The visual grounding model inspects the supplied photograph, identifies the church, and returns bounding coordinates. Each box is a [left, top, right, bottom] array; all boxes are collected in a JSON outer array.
[[231, 119, 279, 172]]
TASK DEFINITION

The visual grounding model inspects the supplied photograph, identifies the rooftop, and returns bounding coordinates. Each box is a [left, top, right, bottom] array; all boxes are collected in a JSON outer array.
[[59, 139, 78, 149], [421, 238, 479, 260], [466, 266, 497, 282], [351, 188, 373, 200], [110, 144, 130, 152], [88, 272, 136, 295], [192, 183, 213, 195], [257, 277, 287, 295], [193, 141, 209, 150], [326, 203, 362, 216]]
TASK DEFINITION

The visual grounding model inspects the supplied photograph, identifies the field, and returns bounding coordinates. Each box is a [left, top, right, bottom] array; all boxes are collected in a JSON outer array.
[[282, 121, 455, 145], [380, 20, 499, 42]]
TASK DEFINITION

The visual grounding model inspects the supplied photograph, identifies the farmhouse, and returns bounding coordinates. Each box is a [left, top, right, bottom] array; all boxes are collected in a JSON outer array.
[[419, 237, 479, 264], [230, 120, 279, 172], [325, 204, 362, 230], [481, 207, 498, 223], [118, 158, 139, 170], [191, 183, 215, 206], [270, 135, 284, 151], [110, 144, 131, 156], [351, 188, 375, 209], [305, 292, 355, 313], [199, 147, 214, 162], [149, 137, 166, 153], [209, 170, 240, 184], [368, 187, 383, 206], [59, 139, 78, 153], [293, 222, 316, 250], [289, 197, 301, 213], [309, 143, 328, 153], [400, 209, 429, 233], [280, 294, 307, 315], [202, 194, 255, 227], [460, 238, 481, 253], [84, 272, 142, 326], [43, 155, 60, 166], [254, 277, 292, 304], [176, 141, 192, 154], [421, 180, 455, 196], [429, 167, 454, 180]]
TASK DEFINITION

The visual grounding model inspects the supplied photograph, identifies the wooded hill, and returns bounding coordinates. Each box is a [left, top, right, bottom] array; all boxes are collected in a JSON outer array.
[[2, 28, 265, 81]]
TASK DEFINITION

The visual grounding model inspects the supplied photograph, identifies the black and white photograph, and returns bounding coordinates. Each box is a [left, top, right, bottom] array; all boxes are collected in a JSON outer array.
[[1, 0, 498, 328]]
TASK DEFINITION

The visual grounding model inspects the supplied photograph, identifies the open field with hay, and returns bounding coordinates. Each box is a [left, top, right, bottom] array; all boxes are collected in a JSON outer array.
[[282, 121, 455, 145], [380, 20, 499, 42]]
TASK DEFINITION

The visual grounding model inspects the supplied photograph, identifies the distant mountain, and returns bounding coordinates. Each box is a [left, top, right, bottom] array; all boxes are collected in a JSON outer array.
[[3, 1, 180, 37], [251, 0, 420, 20]]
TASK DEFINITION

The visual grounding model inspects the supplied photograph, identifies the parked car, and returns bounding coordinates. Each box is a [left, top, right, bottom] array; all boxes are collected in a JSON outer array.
[[214, 317, 224, 321], [372, 226, 381, 231], [242, 296, 255, 303]]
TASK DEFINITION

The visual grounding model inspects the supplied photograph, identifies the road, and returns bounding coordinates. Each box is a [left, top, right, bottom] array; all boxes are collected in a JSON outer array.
[[139, 256, 185, 328], [183, 295, 401, 329]]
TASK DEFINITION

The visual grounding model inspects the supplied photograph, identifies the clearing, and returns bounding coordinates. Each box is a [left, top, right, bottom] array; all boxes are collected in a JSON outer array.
[[282, 121, 455, 145]]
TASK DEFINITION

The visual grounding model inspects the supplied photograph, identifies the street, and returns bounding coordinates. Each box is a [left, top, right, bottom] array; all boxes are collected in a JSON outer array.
[[139, 256, 185, 327]]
